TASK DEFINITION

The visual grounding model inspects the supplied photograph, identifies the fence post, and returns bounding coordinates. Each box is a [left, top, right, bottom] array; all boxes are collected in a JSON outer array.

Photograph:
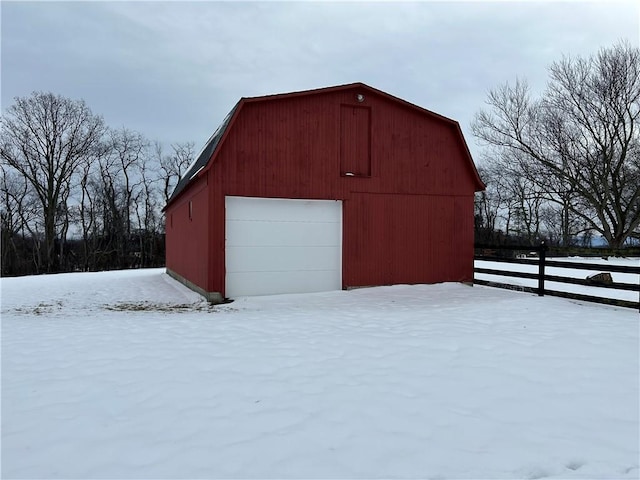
[[538, 241, 548, 296]]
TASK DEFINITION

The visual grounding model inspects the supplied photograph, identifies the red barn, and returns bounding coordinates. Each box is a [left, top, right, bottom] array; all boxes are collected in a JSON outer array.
[[164, 83, 485, 302]]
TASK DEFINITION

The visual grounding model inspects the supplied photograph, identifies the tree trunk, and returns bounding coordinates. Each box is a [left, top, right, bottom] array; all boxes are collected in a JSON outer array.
[[44, 207, 57, 273]]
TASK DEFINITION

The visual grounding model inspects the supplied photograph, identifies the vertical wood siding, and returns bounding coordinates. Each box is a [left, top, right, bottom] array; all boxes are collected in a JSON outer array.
[[165, 174, 209, 290], [216, 89, 477, 200], [340, 105, 371, 176], [342, 193, 474, 287]]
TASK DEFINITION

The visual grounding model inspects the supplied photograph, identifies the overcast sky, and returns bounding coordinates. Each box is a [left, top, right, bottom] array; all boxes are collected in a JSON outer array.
[[2, 1, 639, 163]]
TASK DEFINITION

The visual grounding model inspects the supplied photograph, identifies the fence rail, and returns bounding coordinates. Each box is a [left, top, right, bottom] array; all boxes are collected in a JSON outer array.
[[474, 243, 640, 311]]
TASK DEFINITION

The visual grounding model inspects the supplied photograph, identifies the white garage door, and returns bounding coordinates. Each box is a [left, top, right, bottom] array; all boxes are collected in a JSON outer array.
[[225, 196, 342, 297]]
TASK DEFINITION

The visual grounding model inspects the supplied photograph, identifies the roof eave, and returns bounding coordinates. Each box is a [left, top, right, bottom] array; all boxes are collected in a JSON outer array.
[[164, 101, 242, 209]]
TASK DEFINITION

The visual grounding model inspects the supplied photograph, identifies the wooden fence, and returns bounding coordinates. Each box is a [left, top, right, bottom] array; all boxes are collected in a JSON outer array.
[[474, 243, 640, 311]]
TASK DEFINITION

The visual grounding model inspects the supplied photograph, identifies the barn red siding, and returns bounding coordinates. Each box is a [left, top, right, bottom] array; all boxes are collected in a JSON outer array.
[[165, 174, 210, 291], [342, 193, 474, 287], [168, 84, 481, 297], [340, 105, 371, 176], [208, 161, 226, 295], [214, 89, 477, 200]]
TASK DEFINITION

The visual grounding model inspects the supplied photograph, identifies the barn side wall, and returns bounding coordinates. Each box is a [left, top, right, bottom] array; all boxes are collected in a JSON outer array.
[[165, 174, 213, 295]]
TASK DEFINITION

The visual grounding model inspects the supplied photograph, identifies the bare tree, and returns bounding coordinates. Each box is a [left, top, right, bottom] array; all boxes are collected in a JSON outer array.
[[1, 166, 29, 274], [157, 141, 195, 203], [473, 42, 640, 248], [109, 128, 148, 238], [475, 159, 546, 245], [77, 157, 98, 271], [0, 92, 106, 272], [133, 154, 162, 267], [1, 92, 194, 275], [95, 149, 127, 267], [474, 165, 507, 243], [504, 170, 545, 244]]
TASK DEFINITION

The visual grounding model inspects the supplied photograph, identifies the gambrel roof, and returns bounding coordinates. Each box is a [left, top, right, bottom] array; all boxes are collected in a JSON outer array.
[[166, 82, 484, 207]]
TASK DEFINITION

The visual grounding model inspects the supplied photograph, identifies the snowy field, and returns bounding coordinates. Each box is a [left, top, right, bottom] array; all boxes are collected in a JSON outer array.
[[1, 269, 639, 479], [475, 256, 640, 303]]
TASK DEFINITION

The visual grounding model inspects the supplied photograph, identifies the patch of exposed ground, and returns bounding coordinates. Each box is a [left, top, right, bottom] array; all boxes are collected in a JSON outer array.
[[9, 301, 64, 316], [102, 301, 236, 313]]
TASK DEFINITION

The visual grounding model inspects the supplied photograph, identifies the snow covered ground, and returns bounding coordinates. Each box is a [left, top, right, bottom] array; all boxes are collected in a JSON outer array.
[[1, 269, 639, 479]]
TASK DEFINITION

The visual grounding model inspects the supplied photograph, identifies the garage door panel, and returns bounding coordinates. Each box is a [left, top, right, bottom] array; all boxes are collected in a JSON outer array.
[[226, 270, 340, 297], [226, 245, 340, 272], [226, 220, 340, 247], [225, 196, 342, 297], [226, 196, 341, 222]]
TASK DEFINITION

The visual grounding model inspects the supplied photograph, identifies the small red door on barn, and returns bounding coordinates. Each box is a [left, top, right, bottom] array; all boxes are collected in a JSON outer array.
[[340, 105, 371, 177]]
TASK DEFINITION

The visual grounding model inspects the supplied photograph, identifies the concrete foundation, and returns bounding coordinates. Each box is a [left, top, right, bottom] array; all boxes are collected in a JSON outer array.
[[165, 268, 225, 304]]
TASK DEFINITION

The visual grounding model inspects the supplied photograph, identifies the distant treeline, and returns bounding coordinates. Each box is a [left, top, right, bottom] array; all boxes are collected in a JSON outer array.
[[1, 92, 195, 277], [474, 225, 640, 258]]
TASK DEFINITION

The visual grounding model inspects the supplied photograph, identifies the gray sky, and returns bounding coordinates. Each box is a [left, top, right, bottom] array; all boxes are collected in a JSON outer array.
[[2, 1, 639, 162]]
